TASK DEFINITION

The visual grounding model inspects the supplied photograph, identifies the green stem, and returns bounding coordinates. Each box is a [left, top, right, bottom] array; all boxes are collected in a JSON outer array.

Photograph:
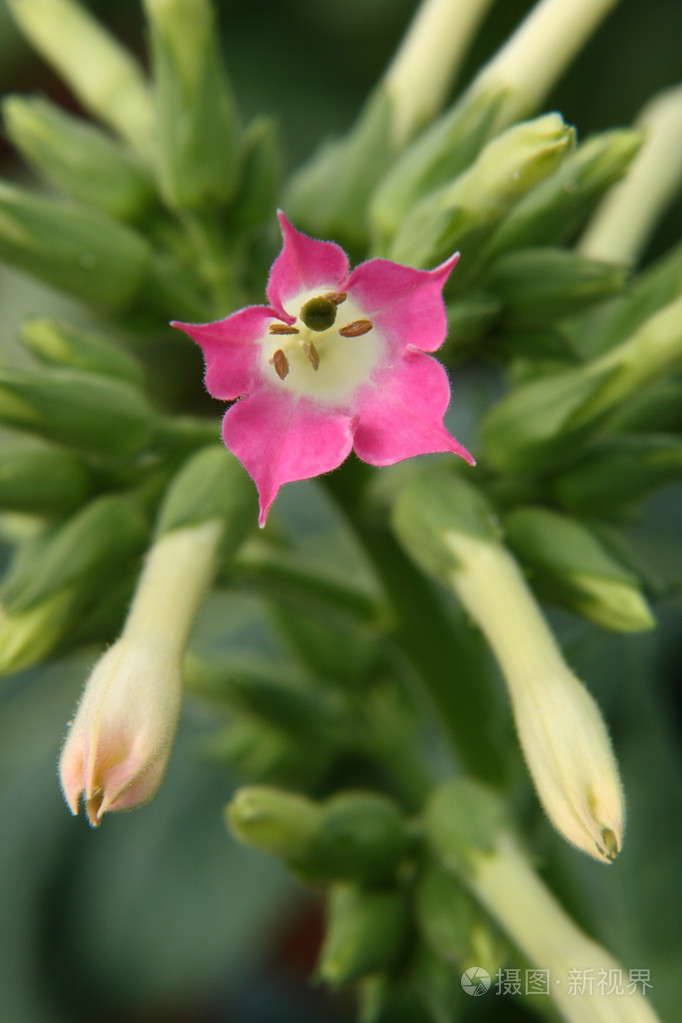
[[323, 460, 506, 785]]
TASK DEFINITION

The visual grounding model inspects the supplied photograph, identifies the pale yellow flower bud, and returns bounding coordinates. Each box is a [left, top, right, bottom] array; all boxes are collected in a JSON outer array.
[[59, 518, 221, 825], [445, 531, 624, 863]]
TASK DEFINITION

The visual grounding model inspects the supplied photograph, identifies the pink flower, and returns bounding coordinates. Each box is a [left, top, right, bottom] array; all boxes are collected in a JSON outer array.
[[173, 213, 474, 526]]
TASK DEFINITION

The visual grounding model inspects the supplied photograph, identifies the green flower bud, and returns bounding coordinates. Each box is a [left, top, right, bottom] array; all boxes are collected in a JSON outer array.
[[312, 792, 409, 885], [20, 319, 144, 388], [0, 587, 76, 676], [0, 496, 148, 675], [2, 495, 148, 615], [155, 446, 256, 562], [2, 95, 155, 222], [0, 366, 154, 458], [143, 0, 240, 210], [227, 785, 408, 884], [503, 506, 655, 632], [6, 0, 153, 156], [480, 362, 617, 472], [481, 130, 642, 261], [317, 884, 409, 986], [227, 785, 322, 864], [0, 182, 151, 311], [424, 779, 506, 877], [483, 248, 626, 327], [554, 435, 682, 512], [370, 83, 510, 245], [0, 437, 91, 515], [389, 113, 574, 268]]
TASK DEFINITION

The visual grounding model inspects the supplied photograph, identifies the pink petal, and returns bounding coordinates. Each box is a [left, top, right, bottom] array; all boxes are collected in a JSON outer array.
[[343, 253, 459, 355], [172, 307, 276, 400], [267, 211, 349, 317], [352, 350, 474, 466], [222, 390, 355, 526]]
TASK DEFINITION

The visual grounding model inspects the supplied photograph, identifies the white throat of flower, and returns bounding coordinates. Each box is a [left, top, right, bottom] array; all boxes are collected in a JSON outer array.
[[259, 288, 385, 405]]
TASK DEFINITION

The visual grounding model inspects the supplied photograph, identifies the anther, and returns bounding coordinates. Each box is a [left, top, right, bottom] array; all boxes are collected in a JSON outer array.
[[269, 323, 299, 335], [300, 296, 337, 332], [339, 319, 373, 338], [322, 291, 347, 306], [270, 349, 289, 379], [302, 340, 320, 371]]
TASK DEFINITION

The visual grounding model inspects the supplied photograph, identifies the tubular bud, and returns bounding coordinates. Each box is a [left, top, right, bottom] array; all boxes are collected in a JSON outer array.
[[59, 518, 223, 825]]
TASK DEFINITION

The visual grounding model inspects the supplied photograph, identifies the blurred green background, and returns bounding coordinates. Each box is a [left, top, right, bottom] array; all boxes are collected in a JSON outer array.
[[0, 2, 680, 1021]]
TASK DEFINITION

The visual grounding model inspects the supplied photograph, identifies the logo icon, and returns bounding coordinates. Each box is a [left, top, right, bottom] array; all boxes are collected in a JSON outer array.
[[461, 967, 491, 996]]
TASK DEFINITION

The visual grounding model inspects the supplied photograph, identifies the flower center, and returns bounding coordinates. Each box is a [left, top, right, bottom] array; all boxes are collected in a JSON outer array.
[[260, 289, 384, 405]]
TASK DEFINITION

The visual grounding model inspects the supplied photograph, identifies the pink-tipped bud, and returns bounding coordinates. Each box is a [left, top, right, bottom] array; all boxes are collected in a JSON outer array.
[[59, 518, 222, 825], [59, 639, 182, 825]]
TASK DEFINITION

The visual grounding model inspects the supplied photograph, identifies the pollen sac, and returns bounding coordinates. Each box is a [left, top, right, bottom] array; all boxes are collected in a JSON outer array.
[[300, 296, 337, 332]]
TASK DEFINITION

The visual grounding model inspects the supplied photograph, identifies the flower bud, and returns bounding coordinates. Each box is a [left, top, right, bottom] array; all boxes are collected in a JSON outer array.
[[392, 476, 625, 863], [483, 247, 626, 326], [389, 113, 574, 268], [317, 884, 409, 986], [6, 0, 153, 155], [143, 0, 240, 210], [0, 366, 154, 458], [59, 518, 223, 824], [0, 587, 76, 676], [227, 786, 322, 864], [503, 506, 655, 632], [228, 786, 408, 884], [482, 130, 642, 261], [20, 318, 144, 387], [0, 182, 151, 311], [370, 83, 509, 245], [2, 95, 155, 222], [0, 436, 91, 515], [480, 292, 682, 473], [553, 435, 682, 513], [0, 496, 148, 675], [445, 530, 625, 863]]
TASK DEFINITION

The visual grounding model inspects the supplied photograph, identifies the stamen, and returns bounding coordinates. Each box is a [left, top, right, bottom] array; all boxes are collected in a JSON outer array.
[[269, 323, 299, 335], [339, 319, 373, 338], [322, 291, 347, 306], [302, 340, 320, 371], [270, 349, 290, 379]]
